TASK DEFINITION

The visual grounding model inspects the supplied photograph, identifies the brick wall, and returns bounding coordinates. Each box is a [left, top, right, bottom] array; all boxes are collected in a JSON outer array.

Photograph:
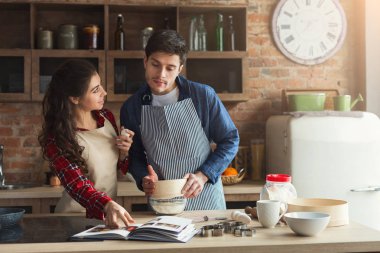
[[0, 0, 364, 184]]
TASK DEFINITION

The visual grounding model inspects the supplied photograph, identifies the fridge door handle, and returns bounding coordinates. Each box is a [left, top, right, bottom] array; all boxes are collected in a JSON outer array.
[[282, 130, 288, 154], [350, 186, 380, 192]]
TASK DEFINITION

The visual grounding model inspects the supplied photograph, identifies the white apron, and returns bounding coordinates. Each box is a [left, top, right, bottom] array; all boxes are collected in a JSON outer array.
[[55, 116, 118, 213], [140, 98, 226, 210]]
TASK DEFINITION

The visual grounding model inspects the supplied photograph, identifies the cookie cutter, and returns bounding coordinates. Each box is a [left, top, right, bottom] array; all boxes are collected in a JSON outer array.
[[234, 227, 256, 237]]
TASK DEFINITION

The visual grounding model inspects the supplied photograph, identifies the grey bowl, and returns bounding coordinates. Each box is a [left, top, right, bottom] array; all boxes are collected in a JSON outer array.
[[0, 208, 25, 229]]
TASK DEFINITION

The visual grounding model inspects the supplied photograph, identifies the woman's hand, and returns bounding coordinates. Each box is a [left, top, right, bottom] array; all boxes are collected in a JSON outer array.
[[142, 165, 158, 196], [182, 171, 208, 198], [116, 127, 134, 159], [104, 200, 135, 228]]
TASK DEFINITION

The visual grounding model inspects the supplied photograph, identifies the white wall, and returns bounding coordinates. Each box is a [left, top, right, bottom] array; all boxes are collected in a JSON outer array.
[[366, 0, 380, 116]]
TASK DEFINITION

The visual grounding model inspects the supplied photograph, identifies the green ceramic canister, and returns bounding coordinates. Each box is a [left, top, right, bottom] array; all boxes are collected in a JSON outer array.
[[58, 24, 78, 49], [37, 29, 53, 49]]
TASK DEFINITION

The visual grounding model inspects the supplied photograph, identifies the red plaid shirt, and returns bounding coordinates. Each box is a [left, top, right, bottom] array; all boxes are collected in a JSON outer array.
[[45, 108, 128, 220]]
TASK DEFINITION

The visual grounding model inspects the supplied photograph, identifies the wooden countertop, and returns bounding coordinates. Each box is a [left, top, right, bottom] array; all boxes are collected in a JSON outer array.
[[0, 180, 263, 199], [2, 210, 380, 253]]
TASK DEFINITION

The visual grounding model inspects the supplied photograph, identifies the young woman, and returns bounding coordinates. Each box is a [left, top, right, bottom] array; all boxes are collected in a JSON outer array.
[[39, 59, 134, 228]]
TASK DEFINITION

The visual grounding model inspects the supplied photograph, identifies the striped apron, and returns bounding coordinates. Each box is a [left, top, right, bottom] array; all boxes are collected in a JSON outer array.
[[140, 98, 226, 210]]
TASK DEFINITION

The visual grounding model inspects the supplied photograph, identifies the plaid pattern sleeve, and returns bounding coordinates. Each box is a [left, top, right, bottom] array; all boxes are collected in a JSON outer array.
[[100, 109, 129, 175], [45, 138, 112, 220]]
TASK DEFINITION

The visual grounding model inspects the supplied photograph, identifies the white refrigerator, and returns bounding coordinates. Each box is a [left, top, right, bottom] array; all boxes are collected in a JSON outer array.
[[266, 112, 380, 230]]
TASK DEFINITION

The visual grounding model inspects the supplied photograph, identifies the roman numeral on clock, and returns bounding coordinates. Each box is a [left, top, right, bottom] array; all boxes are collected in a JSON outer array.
[[293, 0, 300, 9], [309, 46, 314, 56], [306, 0, 311, 6], [284, 11, 293, 17], [281, 24, 291, 29], [320, 41, 327, 51], [285, 35, 295, 44], [317, 0, 325, 8], [327, 32, 336, 41]]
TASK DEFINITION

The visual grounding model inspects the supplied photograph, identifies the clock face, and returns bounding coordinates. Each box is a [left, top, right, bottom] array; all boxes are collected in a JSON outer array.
[[272, 0, 347, 65]]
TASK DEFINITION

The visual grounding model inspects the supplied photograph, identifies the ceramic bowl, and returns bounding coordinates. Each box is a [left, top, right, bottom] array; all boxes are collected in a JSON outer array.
[[284, 212, 330, 236], [152, 179, 187, 199], [0, 208, 25, 229], [149, 197, 187, 215], [288, 93, 326, 111], [287, 198, 348, 227]]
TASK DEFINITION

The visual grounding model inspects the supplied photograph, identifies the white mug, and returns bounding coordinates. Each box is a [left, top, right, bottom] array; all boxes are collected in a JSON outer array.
[[257, 200, 288, 228]]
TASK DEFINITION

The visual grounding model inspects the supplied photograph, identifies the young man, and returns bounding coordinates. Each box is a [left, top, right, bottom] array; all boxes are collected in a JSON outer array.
[[120, 30, 239, 210]]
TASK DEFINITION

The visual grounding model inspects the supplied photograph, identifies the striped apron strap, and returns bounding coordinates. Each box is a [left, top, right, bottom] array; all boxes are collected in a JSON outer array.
[[140, 98, 225, 210]]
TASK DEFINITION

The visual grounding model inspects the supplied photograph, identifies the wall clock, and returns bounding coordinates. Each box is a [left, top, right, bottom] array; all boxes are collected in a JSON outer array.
[[272, 0, 347, 65]]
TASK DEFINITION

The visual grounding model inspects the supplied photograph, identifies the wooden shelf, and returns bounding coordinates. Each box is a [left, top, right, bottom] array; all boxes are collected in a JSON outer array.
[[0, 1, 248, 103]]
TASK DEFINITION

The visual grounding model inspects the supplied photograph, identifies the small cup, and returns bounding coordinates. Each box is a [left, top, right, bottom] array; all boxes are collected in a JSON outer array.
[[257, 200, 287, 228], [333, 95, 351, 111]]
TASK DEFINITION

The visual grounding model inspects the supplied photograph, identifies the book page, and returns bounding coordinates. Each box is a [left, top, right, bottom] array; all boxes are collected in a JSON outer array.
[[72, 224, 140, 240], [137, 216, 192, 233]]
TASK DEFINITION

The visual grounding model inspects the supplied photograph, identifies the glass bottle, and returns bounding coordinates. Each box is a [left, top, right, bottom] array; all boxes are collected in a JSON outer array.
[[197, 14, 207, 51], [225, 15, 235, 51], [141, 27, 154, 49], [216, 13, 223, 51], [189, 16, 199, 51], [115, 14, 125, 50], [163, 17, 170, 29]]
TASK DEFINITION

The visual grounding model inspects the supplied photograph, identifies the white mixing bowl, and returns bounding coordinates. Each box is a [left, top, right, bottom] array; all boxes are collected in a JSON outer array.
[[284, 212, 330, 236]]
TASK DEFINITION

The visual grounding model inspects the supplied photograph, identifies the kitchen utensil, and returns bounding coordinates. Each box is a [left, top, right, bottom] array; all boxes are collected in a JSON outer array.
[[333, 93, 364, 111], [287, 93, 326, 111], [0, 207, 25, 229], [152, 179, 186, 199], [287, 198, 348, 227], [192, 216, 227, 223], [149, 196, 186, 215], [231, 210, 251, 224], [284, 212, 330, 236]]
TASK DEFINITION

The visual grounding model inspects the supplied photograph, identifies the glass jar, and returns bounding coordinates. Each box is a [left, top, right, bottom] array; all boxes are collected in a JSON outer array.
[[260, 174, 297, 203], [83, 25, 99, 49], [141, 27, 154, 49]]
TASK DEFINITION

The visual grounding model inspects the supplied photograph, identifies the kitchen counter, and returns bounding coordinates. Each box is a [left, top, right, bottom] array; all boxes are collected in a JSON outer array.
[[0, 181, 262, 213], [2, 210, 380, 253]]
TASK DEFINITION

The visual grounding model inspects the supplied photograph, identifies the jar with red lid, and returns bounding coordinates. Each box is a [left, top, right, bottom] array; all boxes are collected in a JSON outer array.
[[83, 25, 99, 49], [260, 174, 297, 203]]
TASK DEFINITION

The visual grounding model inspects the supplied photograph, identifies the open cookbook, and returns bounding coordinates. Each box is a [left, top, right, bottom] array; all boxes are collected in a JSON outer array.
[[71, 216, 198, 243]]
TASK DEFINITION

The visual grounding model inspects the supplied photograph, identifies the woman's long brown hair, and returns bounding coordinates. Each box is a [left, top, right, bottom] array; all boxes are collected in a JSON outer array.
[[38, 59, 97, 173]]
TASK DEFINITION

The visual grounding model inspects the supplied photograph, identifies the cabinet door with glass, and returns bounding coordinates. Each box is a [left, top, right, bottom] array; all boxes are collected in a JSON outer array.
[[0, 3, 31, 101], [31, 50, 105, 101], [106, 51, 145, 102]]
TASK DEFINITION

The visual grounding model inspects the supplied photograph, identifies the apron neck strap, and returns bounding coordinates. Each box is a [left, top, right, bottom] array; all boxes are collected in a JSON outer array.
[[140, 75, 191, 105]]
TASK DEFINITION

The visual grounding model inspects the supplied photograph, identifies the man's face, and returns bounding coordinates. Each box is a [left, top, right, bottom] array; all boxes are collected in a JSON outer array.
[[144, 52, 183, 95]]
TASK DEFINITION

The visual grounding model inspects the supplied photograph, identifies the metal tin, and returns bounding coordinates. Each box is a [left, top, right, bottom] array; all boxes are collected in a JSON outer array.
[[58, 24, 78, 49], [37, 29, 53, 49]]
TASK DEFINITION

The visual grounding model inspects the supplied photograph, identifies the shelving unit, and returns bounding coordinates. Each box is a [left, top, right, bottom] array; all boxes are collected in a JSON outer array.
[[0, 1, 248, 102]]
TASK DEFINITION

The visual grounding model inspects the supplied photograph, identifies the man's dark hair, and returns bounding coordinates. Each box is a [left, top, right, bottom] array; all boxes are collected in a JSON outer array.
[[145, 29, 188, 65]]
